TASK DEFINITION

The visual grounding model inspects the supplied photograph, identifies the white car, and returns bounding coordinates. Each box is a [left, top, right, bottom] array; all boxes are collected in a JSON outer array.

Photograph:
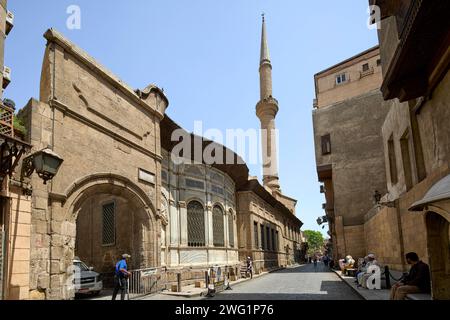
[[73, 258, 103, 296]]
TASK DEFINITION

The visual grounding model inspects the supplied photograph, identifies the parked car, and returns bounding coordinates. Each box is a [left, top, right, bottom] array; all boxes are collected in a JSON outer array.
[[73, 257, 103, 296]]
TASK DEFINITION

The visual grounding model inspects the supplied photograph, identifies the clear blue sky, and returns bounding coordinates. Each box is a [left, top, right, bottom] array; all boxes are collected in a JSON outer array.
[[6, 0, 378, 236]]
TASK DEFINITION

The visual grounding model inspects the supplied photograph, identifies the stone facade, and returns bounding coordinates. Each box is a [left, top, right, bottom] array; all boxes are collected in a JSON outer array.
[[160, 149, 239, 269], [313, 0, 450, 299], [1, 15, 303, 299], [364, 0, 450, 299], [313, 47, 390, 261], [19, 28, 168, 300]]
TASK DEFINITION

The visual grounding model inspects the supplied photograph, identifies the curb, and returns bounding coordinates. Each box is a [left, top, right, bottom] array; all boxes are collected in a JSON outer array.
[[160, 266, 289, 298], [332, 270, 367, 301]]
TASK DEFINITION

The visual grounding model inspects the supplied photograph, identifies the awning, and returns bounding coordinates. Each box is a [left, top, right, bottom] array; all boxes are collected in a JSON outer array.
[[409, 174, 450, 211]]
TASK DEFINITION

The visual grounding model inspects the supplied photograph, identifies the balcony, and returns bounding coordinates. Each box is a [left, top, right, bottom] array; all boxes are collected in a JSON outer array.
[[0, 101, 31, 180], [5, 10, 14, 36], [3, 66, 11, 89]]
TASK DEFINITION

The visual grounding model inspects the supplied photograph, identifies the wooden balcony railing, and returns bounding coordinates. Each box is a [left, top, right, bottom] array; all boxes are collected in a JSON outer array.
[[0, 101, 14, 137]]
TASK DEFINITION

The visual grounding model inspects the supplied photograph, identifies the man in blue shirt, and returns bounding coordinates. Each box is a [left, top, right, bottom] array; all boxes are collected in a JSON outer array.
[[112, 254, 132, 300]]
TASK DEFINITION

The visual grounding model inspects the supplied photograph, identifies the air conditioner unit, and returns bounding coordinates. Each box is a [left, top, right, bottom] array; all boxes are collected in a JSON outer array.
[[3, 66, 11, 89], [6, 11, 14, 35]]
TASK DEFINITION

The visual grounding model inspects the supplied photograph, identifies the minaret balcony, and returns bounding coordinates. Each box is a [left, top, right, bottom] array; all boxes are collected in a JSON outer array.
[[256, 97, 279, 119]]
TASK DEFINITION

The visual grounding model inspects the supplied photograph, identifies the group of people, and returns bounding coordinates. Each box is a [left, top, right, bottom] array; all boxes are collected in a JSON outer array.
[[354, 253, 379, 288], [110, 251, 430, 301], [340, 251, 431, 300]]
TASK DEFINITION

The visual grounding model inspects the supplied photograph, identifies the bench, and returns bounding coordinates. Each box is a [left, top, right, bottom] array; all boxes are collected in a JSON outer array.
[[405, 293, 432, 300], [345, 268, 357, 277]]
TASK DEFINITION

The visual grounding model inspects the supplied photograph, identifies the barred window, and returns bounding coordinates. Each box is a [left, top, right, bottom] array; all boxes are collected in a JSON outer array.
[[213, 206, 225, 247], [102, 202, 116, 246], [260, 225, 265, 250], [228, 211, 234, 248], [275, 231, 279, 251], [187, 201, 205, 247], [271, 229, 275, 252], [254, 222, 259, 249], [186, 178, 205, 190]]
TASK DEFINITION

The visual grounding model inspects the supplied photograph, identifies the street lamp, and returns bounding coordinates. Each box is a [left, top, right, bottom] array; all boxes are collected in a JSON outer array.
[[373, 190, 382, 204], [22, 146, 64, 184]]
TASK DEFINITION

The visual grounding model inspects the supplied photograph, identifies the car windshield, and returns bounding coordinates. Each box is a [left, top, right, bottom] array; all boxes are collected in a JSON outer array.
[[74, 261, 90, 272]]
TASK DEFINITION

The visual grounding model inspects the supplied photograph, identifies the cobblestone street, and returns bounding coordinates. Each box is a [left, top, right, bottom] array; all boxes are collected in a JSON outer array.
[[206, 263, 362, 300]]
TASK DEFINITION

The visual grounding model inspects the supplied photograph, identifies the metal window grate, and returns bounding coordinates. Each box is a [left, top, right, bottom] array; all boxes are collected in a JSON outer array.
[[213, 206, 224, 247], [254, 222, 259, 249], [102, 202, 116, 246], [187, 201, 205, 247], [228, 213, 234, 248]]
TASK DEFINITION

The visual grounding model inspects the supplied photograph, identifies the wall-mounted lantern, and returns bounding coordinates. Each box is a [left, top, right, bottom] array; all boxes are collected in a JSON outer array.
[[22, 146, 64, 184], [373, 190, 382, 204]]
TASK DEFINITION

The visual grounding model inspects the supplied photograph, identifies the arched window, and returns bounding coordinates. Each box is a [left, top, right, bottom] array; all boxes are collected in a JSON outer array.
[[228, 210, 235, 248], [213, 205, 225, 247], [187, 201, 205, 247]]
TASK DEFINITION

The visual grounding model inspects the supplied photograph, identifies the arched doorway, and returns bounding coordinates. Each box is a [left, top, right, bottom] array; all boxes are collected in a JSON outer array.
[[64, 174, 158, 289], [426, 211, 450, 300]]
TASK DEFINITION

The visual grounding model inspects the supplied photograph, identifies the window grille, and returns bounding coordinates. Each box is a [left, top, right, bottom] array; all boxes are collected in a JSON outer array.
[[102, 202, 116, 246], [228, 213, 234, 248], [187, 201, 205, 247], [212, 185, 224, 195], [185, 178, 205, 190], [254, 222, 259, 248], [260, 225, 265, 250], [213, 206, 225, 247]]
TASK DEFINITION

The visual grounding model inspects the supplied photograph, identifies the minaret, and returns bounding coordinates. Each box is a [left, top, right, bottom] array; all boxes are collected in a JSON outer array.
[[256, 14, 281, 193]]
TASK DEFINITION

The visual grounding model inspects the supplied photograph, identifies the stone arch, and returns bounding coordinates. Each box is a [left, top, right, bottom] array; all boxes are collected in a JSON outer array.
[[60, 173, 158, 290], [425, 204, 450, 300]]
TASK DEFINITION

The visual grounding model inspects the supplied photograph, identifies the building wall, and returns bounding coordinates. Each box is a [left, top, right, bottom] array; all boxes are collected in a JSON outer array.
[[2, 185, 32, 300], [364, 206, 404, 271], [236, 190, 301, 271], [315, 47, 382, 108], [161, 150, 239, 270], [19, 29, 167, 300], [313, 90, 390, 259], [373, 70, 450, 272]]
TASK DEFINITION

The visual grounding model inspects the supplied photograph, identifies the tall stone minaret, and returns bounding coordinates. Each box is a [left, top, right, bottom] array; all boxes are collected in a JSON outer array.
[[256, 14, 281, 193]]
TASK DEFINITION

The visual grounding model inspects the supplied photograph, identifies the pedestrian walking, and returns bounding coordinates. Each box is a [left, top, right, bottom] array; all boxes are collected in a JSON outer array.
[[246, 256, 253, 279], [313, 257, 318, 271], [112, 253, 132, 300]]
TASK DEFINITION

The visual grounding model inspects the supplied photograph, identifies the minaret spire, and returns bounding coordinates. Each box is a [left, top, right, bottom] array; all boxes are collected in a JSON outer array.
[[260, 13, 271, 66], [256, 14, 281, 193]]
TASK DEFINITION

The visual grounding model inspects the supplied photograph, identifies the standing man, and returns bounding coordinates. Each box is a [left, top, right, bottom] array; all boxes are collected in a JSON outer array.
[[390, 252, 431, 300], [246, 257, 253, 279], [112, 254, 132, 300]]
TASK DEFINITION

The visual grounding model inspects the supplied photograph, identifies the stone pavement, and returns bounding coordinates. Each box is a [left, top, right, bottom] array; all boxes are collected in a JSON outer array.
[[86, 264, 363, 300], [334, 270, 390, 300], [202, 263, 362, 300]]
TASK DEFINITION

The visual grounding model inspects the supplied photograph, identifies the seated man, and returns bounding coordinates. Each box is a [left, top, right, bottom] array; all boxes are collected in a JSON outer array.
[[357, 254, 379, 288], [355, 257, 367, 283], [390, 252, 431, 300]]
